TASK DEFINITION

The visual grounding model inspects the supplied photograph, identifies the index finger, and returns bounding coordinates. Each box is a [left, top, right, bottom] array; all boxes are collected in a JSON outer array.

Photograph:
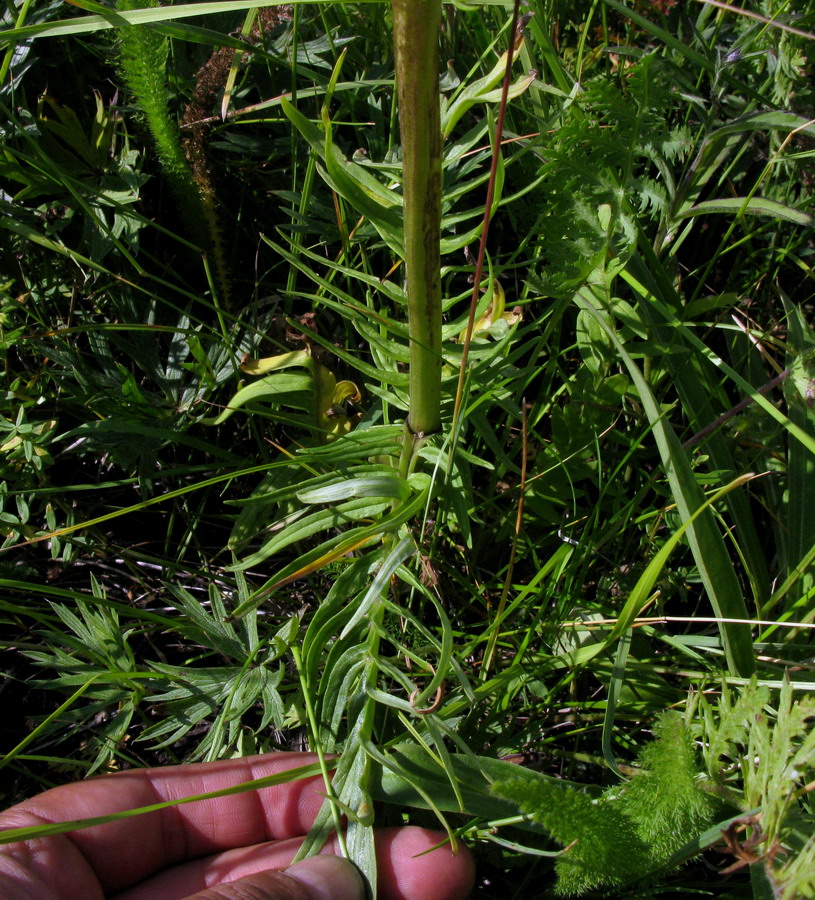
[[0, 753, 329, 898]]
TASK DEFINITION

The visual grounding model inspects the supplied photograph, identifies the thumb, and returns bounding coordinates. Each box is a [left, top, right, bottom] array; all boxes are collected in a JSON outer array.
[[182, 856, 365, 900]]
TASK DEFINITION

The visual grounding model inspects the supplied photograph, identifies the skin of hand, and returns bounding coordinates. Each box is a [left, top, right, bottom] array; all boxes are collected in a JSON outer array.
[[0, 752, 475, 900]]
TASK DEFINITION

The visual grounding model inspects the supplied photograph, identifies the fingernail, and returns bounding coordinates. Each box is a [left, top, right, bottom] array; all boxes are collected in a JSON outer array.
[[284, 856, 365, 900]]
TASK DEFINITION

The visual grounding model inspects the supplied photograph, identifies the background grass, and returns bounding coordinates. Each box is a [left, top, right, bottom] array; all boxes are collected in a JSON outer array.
[[2, 0, 815, 896]]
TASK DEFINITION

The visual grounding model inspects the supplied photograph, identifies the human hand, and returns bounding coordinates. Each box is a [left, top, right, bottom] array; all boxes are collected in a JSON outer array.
[[0, 752, 475, 900]]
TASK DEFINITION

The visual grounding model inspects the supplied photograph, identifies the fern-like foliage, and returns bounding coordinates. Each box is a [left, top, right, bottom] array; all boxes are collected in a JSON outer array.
[[527, 55, 693, 300], [695, 678, 815, 900], [491, 773, 647, 895], [491, 712, 714, 896]]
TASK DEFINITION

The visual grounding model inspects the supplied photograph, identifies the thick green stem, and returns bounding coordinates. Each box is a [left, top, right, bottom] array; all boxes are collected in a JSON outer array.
[[392, 0, 443, 436]]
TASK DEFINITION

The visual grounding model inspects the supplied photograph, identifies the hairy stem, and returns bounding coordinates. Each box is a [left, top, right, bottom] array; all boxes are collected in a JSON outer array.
[[116, 1, 202, 228]]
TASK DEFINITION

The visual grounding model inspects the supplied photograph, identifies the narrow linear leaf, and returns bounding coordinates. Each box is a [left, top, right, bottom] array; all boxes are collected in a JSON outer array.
[[298, 476, 411, 505], [680, 197, 812, 226], [229, 487, 429, 620], [0, 763, 327, 844], [340, 535, 416, 638]]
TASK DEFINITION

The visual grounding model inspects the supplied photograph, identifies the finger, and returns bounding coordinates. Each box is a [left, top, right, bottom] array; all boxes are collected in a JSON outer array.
[[112, 836, 307, 900], [112, 828, 474, 900], [374, 828, 475, 900], [0, 754, 327, 899], [180, 857, 364, 900]]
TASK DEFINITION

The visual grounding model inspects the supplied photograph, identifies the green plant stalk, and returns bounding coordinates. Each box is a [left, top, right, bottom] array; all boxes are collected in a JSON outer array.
[[116, 2, 200, 217], [391, 0, 443, 436], [116, 0, 224, 285]]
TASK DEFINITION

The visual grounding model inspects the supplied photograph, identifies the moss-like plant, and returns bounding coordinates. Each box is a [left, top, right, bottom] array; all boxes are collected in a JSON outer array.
[[492, 712, 714, 895]]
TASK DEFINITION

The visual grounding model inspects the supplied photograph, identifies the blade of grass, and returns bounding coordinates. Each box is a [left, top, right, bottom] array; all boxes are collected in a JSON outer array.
[[574, 285, 756, 676], [0, 762, 328, 844]]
